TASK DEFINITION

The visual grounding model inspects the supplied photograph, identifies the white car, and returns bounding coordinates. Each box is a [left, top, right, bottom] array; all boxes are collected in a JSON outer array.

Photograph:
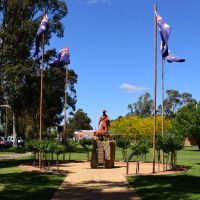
[[7, 136, 24, 147]]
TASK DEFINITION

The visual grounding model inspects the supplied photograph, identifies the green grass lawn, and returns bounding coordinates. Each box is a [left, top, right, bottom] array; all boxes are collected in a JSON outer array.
[[1, 145, 199, 200], [128, 146, 200, 200], [0, 145, 132, 200], [0, 145, 124, 200], [0, 157, 65, 200]]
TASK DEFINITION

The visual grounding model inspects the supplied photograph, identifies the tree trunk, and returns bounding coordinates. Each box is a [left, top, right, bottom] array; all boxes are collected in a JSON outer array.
[[51, 152, 53, 161], [194, 138, 200, 150], [56, 154, 59, 172], [122, 149, 125, 161], [91, 140, 98, 168], [87, 149, 89, 161], [12, 114, 18, 148]]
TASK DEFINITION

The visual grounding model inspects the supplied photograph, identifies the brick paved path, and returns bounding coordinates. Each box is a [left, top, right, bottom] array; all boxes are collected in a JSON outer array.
[[51, 162, 141, 200]]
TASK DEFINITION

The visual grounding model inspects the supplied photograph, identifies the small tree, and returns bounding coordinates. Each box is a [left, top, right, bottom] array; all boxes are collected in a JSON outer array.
[[130, 139, 150, 174], [156, 134, 163, 164], [116, 137, 130, 161], [161, 133, 184, 169], [65, 139, 77, 161], [131, 139, 150, 161], [79, 138, 92, 160], [54, 142, 65, 171], [25, 139, 40, 166]]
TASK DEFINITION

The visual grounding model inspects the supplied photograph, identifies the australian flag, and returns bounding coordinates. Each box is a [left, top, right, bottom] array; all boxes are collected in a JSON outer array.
[[155, 11, 185, 63], [166, 53, 185, 63], [34, 14, 48, 57], [49, 48, 70, 67], [155, 11, 171, 58]]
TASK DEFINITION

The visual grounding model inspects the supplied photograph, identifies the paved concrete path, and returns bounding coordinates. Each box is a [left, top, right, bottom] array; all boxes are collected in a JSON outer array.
[[51, 162, 141, 200]]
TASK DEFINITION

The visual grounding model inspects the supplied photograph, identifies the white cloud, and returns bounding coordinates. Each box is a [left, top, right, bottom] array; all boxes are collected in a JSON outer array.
[[120, 83, 147, 92], [77, 0, 111, 5]]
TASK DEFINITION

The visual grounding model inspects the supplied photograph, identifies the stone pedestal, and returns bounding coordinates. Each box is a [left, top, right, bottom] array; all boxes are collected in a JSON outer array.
[[91, 140, 115, 169]]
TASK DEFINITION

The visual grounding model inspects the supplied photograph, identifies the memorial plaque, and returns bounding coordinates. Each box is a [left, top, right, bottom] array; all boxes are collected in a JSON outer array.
[[97, 141, 105, 164], [105, 141, 111, 160]]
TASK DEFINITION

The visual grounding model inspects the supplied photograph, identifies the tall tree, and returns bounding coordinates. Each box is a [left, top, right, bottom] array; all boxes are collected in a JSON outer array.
[[67, 109, 93, 137], [127, 104, 133, 115], [127, 92, 153, 118], [0, 1, 77, 138], [181, 92, 197, 106], [158, 90, 197, 119], [164, 90, 182, 119], [19, 65, 77, 136]]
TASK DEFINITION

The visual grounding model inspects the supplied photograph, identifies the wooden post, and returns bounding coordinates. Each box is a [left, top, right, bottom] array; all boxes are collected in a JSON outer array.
[[153, 3, 157, 173], [63, 65, 68, 142], [39, 32, 45, 169], [126, 161, 129, 175], [162, 58, 165, 170], [162, 58, 164, 136]]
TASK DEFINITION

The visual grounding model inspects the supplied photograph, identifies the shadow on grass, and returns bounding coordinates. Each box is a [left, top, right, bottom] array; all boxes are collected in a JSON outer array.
[[0, 171, 64, 200], [128, 174, 200, 200], [0, 158, 32, 169], [185, 149, 200, 152]]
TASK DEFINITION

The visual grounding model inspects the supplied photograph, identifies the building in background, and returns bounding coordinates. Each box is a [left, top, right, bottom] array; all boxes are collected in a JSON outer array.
[[184, 137, 197, 146], [73, 130, 95, 141]]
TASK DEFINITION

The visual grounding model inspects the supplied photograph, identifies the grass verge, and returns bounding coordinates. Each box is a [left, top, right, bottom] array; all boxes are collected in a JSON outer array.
[[0, 158, 65, 200], [128, 146, 200, 200]]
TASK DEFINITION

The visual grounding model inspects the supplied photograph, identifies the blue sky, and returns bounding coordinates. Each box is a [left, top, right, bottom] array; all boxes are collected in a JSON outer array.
[[50, 0, 200, 128]]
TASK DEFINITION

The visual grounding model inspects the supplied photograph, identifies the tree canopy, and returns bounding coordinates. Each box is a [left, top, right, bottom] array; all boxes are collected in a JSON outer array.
[[66, 109, 93, 137], [173, 102, 200, 150], [110, 115, 172, 140], [0, 1, 78, 138], [158, 90, 196, 119], [127, 92, 153, 117], [127, 90, 196, 119]]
